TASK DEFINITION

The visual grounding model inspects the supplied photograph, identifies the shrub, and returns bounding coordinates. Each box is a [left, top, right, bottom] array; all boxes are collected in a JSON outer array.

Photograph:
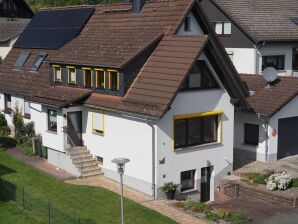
[[266, 172, 292, 191], [0, 126, 11, 137], [291, 178, 298, 188], [0, 137, 17, 148], [215, 208, 231, 219], [0, 113, 7, 127], [18, 140, 34, 156], [204, 210, 220, 223], [225, 213, 248, 222], [160, 182, 179, 193], [243, 172, 267, 184]]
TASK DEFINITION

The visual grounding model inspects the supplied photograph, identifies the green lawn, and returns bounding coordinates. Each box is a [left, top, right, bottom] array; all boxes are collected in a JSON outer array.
[[0, 201, 42, 224], [0, 150, 176, 224]]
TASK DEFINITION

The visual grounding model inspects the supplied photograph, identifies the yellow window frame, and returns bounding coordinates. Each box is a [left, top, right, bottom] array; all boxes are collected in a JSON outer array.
[[94, 68, 106, 89], [83, 67, 93, 88], [92, 110, 104, 135], [67, 66, 76, 84], [108, 69, 120, 91], [172, 110, 224, 150], [52, 65, 62, 83]]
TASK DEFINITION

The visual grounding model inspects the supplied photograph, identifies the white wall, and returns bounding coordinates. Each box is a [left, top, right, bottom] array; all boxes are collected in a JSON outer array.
[[177, 12, 204, 36], [225, 48, 257, 74], [0, 37, 17, 60]]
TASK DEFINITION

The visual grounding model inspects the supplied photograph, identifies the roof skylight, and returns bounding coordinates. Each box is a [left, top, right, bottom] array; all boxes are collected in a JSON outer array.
[[30, 53, 47, 71], [291, 18, 298, 25], [13, 51, 30, 70]]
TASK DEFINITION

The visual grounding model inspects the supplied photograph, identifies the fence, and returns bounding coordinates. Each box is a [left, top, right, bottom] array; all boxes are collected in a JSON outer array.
[[0, 178, 90, 224]]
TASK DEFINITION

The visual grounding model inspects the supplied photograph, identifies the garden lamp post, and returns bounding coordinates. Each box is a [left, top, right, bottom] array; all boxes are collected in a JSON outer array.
[[111, 157, 130, 224]]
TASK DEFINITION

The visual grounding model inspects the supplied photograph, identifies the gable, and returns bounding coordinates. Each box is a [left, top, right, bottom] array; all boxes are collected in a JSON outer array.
[[176, 12, 204, 36]]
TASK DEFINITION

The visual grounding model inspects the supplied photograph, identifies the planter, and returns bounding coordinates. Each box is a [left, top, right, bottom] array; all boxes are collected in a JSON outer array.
[[165, 190, 176, 200]]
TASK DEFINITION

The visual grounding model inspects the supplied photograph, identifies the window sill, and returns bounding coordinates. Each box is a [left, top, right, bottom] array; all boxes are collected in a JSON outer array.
[[180, 189, 198, 194], [47, 130, 58, 135], [92, 130, 104, 136], [175, 142, 222, 152]]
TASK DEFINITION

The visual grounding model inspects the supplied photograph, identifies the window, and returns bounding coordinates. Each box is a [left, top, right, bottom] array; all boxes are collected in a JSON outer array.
[[214, 21, 231, 35], [13, 52, 30, 70], [67, 67, 76, 84], [181, 61, 219, 90], [181, 170, 196, 192], [174, 112, 221, 149], [95, 69, 105, 89], [4, 94, 11, 113], [184, 16, 191, 31], [48, 110, 57, 132], [262, 55, 285, 71], [24, 101, 31, 119], [244, 123, 259, 146], [83, 68, 93, 88], [92, 110, 104, 135], [30, 54, 46, 71], [293, 48, 298, 71], [53, 65, 62, 83], [109, 70, 120, 91]]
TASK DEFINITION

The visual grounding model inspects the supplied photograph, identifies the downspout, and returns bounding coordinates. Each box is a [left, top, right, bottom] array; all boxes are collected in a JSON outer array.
[[257, 113, 269, 162], [146, 119, 156, 198]]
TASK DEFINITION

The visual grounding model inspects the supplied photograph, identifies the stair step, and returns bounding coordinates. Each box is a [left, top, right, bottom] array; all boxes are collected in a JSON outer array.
[[82, 171, 103, 178], [67, 149, 89, 156], [70, 154, 92, 160], [80, 167, 101, 175], [72, 155, 94, 163]]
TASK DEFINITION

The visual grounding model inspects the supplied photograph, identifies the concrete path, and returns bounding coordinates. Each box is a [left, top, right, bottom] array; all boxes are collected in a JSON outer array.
[[66, 176, 207, 224], [6, 148, 75, 181]]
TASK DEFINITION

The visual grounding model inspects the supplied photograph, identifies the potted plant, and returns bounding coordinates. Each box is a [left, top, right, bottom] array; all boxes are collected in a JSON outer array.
[[160, 182, 178, 200]]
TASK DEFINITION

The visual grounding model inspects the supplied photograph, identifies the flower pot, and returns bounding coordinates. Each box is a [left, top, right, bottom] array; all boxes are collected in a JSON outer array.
[[165, 190, 176, 200]]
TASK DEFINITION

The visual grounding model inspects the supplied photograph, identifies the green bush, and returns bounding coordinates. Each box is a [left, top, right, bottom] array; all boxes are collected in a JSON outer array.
[[0, 137, 17, 148], [215, 208, 231, 219], [204, 210, 220, 223], [225, 213, 248, 222], [243, 172, 268, 184], [18, 140, 34, 156], [0, 126, 11, 137], [291, 178, 298, 188], [0, 113, 7, 127]]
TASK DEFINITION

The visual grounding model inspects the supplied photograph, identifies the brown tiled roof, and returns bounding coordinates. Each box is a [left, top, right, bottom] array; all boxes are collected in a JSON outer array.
[[0, 18, 30, 42], [85, 35, 208, 117], [52, 0, 194, 68], [212, 0, 298, 43], [241, 74, 298, 116]]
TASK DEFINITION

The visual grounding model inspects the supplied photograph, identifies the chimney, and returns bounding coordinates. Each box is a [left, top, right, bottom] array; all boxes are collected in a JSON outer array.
[[123, 0, 147, 13]]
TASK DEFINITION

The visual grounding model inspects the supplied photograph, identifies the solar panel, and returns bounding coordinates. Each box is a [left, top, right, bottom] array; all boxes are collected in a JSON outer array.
[[14, 8, 94, 49], [30, 53, 47, 71], [292, 18, 298, 25], [13, 51, 30, 70]]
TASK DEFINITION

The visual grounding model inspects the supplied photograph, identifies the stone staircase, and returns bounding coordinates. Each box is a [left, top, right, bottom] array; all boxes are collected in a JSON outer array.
[[67, 146, 102, 178]]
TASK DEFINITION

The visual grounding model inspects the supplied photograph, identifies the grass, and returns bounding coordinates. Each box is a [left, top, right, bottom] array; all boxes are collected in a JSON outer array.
[[0, 151, 177, 224], [242, 172, 268, 185], [0, 201, 42, 224]]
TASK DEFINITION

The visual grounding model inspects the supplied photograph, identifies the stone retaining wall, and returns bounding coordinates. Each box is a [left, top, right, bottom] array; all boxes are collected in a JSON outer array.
[[220, 180, 298, 207]]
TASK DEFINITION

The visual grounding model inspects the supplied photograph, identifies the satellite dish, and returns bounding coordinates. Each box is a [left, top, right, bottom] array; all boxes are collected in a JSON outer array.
[[263, 67, 278, 83]]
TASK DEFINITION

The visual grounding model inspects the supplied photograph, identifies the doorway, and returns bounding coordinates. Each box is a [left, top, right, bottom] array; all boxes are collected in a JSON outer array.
[[67, 111, 83, 146], [201, 166, 211, 202]]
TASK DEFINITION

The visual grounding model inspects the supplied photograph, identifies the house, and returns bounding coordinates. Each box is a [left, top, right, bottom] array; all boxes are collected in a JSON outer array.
[[0, 0, 250, 202], [201, 0, 298, 76], [235, 74, 298, 162], [0, 0, 33, 61]]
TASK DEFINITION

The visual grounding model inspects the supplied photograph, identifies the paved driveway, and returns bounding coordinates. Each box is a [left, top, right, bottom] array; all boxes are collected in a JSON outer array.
[[262, 207, 298, 224]]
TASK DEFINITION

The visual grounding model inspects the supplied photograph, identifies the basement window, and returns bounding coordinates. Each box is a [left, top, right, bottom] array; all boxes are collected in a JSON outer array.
[[181, 170, 196, 192], [13, 51, 30, 70], [244, 123, 259, 146]]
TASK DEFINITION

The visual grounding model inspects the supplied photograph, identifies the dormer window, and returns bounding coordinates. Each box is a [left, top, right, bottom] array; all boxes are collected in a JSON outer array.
[[184, 16, 191, 32], [95, 69, 105, 89], [30, 53, 47, 71], [67, 66, 76, 84], [181, 61, 219, 90], [13, 51, 30, 70], [108, 70, 120, 91], [53, 65, 62, 83], [83, 68, 93, 88]]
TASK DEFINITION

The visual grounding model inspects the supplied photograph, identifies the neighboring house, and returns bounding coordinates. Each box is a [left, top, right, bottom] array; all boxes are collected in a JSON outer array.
[[201, 0, 298, 76], [0, 0, 33, 60], [235, 74, 298, 162], [0, 0, 250, 202]]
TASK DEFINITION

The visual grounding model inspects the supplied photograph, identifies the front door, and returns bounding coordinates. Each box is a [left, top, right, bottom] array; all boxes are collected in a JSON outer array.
[[67, 111, 83, 146], [200, 167, 211, 202]]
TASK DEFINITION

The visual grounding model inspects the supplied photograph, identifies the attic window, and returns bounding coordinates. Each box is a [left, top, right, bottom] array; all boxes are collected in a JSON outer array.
[[215, 21, 231, 35], [291, 18, 298, 25], [30, 54, 47, 71], [13, 52, 30, 70], [184, 17, 191, 31]]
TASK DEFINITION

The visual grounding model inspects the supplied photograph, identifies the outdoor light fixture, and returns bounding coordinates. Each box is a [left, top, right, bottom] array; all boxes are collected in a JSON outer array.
[[111, 157, 130, 224]]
